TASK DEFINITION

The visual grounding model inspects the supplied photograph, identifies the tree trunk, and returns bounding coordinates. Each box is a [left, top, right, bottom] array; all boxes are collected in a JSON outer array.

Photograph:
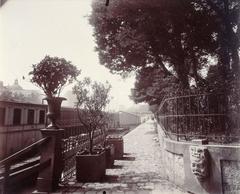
[[89, 131, 93, 154], [172, 24, 190, 89], [175, 61, 189, 89]]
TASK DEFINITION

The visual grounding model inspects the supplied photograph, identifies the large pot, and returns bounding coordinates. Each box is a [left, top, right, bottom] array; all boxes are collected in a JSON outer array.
[[44, 97, 66, 129], [76, 150, 106, 182], [106, 137, 124, 159], [105, 144, 115, 168]]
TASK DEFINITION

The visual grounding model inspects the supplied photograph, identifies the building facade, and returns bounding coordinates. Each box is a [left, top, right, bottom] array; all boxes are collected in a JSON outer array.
[[108, 111, 141, 129], [0, 100, 47, 159]]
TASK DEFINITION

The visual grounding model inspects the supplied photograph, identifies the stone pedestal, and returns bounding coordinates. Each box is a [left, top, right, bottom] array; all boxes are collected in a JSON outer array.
[[35, 128, 64, 192]]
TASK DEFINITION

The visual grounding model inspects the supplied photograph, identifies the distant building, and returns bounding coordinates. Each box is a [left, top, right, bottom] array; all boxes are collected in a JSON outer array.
[[108, 111, 141, 129], [0, 100, 47, 159], [133, 111, 154, 123], [0, 79, 42, 104], [8, 79, 23, 90]]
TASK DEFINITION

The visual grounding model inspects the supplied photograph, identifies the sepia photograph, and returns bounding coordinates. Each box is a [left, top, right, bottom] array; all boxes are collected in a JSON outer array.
[[0, 0, 240, 193]]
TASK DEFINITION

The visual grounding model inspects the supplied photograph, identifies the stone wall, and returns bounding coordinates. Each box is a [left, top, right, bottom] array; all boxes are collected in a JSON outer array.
[[156, 124, 185, 185], [164, 151, 184, 186], [156, 123, 240, 194], [221, 160, 240, 194]]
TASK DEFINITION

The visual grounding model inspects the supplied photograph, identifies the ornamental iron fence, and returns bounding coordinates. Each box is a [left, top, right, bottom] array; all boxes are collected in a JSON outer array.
[[157, 92, 240, 143]]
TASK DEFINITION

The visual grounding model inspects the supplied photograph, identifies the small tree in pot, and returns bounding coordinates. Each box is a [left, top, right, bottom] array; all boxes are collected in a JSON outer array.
[[29, 55, 80, 129], [73, 77, 111, 181]]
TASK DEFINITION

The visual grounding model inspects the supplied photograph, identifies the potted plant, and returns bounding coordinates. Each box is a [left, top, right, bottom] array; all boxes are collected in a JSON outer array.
[[105, 144, 115, 168], [73, 77, 112, 182], [106, 135, 124, 159], [29, 55, 80, 129]]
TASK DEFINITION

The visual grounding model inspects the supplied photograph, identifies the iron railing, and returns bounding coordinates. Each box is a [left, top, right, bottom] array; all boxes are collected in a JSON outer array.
[[60, 128, 105, 184], [156, 92, 240, 143]]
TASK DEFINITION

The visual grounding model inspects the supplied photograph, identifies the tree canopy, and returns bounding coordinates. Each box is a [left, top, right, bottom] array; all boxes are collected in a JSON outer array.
[[90, 0, 240, 104], [131, 66, 179, 105]]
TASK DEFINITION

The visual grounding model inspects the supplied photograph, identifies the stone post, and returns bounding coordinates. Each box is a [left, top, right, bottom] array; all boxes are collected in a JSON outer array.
[[35, 128, 64, 193]]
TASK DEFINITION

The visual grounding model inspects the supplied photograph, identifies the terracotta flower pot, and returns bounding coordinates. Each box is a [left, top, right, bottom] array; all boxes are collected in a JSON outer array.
[[76, 150, 106, 182], [44, 97, 66, 129]]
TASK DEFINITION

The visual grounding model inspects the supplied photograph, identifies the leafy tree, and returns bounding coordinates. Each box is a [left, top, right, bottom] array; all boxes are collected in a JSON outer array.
[[73, 77, 111, 154], [29, 55, 80, 98], [91, 0, 218, 87], [90, 0, 239, 103], [193, 0, 240, 79], [206, 65, 240, 131], [131, 66, 179, 105]]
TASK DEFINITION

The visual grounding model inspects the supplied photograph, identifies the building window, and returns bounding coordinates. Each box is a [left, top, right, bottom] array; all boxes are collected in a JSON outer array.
[[13, 108, 22, 125], [39, 110, 45, 124], [27, 109, 35, 124], [0, 108, 5, 126]]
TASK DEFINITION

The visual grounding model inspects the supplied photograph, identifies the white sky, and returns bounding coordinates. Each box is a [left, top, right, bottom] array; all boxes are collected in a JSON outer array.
[[0, 0, 136, 110]]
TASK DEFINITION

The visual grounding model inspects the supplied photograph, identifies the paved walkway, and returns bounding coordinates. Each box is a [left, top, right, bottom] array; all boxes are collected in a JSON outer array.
[[60, 120, 188, 194]]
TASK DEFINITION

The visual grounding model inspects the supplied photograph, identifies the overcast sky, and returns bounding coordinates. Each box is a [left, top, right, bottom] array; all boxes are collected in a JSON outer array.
[[0, 0, 136, 110]]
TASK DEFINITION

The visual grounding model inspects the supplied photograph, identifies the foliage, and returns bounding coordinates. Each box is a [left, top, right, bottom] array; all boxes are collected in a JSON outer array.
[[29, 55, 80, 98], [131, 66, 179, 105], [73, 77, 111, 154], [194, 0, 240, 78], [90, 0, 240, 105], [206, 66, 240, 131]]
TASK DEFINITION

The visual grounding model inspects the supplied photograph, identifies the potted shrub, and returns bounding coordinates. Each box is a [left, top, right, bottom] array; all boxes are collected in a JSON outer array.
[[73, 77, 112, 182], [29, 55, 80, 129]]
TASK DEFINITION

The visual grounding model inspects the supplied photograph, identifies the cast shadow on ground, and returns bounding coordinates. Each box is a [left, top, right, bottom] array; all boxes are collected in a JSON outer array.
[[119, 156, 136, 161], [110, 164, 123, 169], [101, 175, 119, 183]]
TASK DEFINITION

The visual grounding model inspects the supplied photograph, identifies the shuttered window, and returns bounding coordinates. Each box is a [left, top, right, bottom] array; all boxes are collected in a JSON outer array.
[[0, 108, 5, 126], [39, 110, 45, 124], [27, 109, 35, 124], [13, 108, 21, 125]]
